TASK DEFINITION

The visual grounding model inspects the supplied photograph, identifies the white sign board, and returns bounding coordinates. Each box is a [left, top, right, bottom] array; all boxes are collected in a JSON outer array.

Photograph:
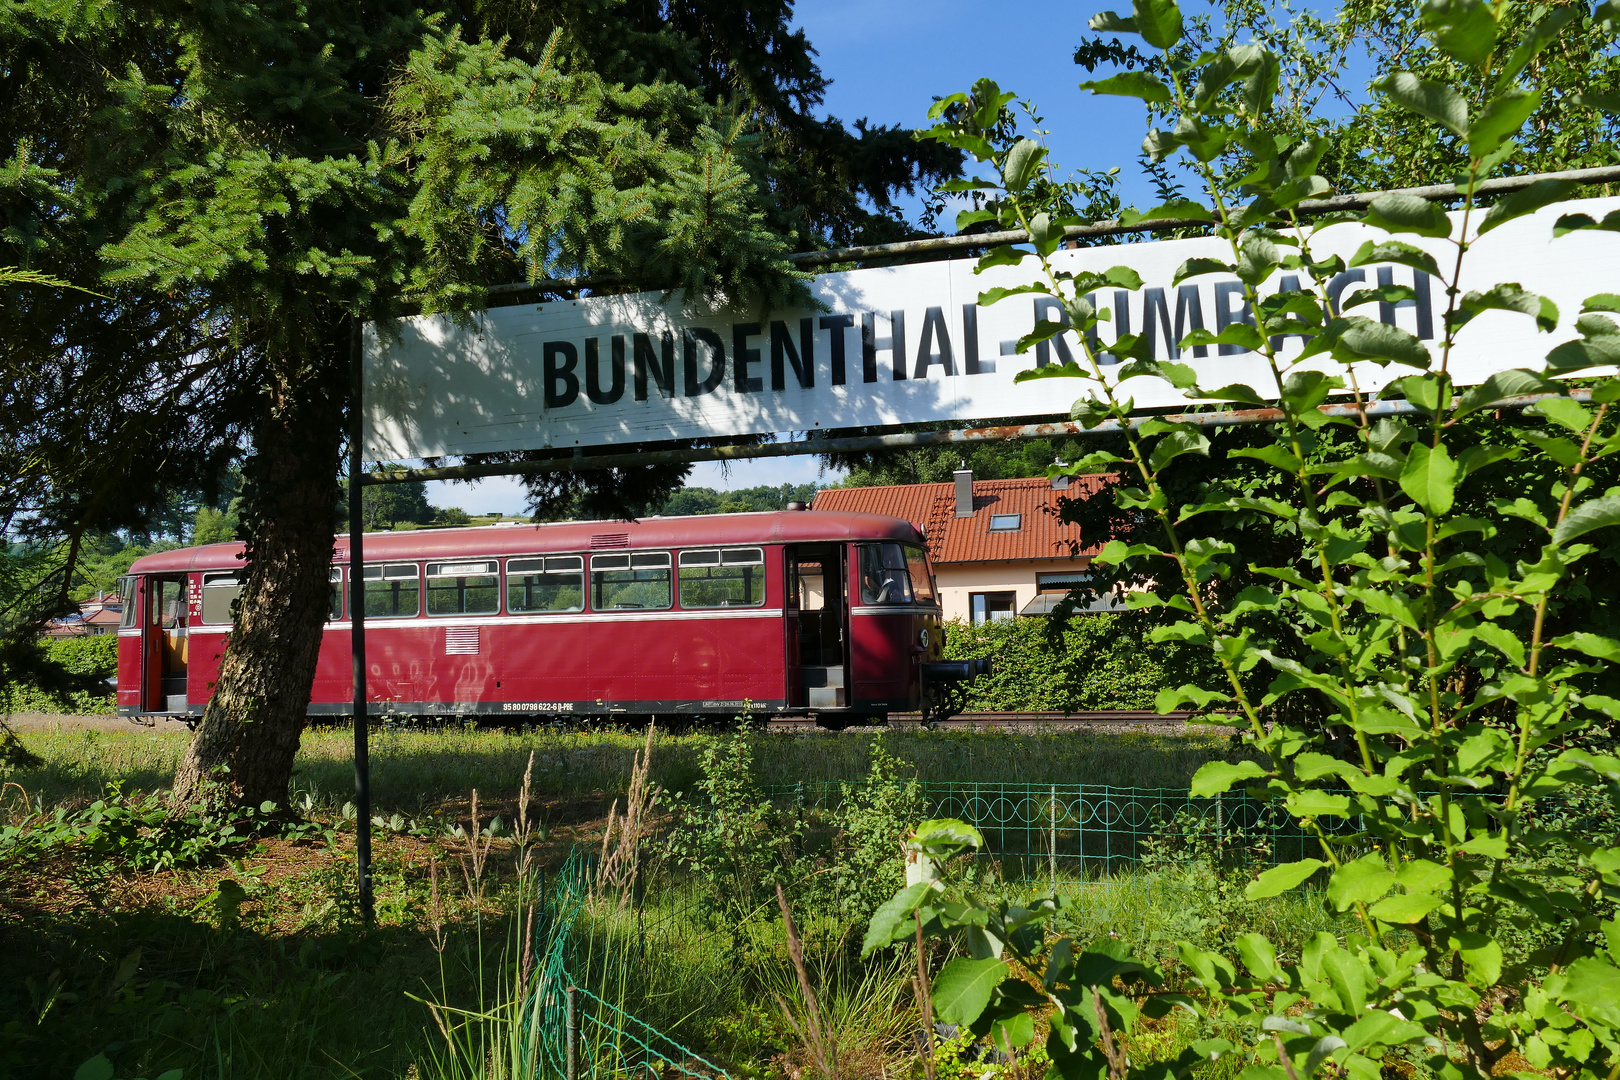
[[364, 196, 1620, 460]]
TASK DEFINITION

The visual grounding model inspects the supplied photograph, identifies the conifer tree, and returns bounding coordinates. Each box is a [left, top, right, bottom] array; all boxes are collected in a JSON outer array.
[[1, 1, 959, 807]]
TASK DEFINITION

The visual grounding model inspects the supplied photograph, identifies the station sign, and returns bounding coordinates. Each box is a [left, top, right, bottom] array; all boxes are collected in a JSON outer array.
[[364, 196, 1620, 460]]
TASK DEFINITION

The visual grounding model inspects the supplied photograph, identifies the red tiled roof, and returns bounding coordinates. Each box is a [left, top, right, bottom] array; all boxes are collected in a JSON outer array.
[[812, 475, 1111, 563]]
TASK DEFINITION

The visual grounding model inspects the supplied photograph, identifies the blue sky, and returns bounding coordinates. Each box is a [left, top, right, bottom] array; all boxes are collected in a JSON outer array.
[[428, 0, 1154, 515]]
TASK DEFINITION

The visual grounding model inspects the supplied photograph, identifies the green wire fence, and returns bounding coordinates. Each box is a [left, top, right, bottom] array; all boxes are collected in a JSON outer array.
[[534, 850, 732, 1080], [764, 781, 1327, 878]]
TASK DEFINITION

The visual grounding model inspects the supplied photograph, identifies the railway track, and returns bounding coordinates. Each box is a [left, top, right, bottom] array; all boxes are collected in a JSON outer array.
[[766, 710, 1216, 731]]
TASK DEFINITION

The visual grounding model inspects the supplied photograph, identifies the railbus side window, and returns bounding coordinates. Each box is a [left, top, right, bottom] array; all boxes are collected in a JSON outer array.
[[508, 556, 584, 613], [200, 573, 243, 625], [363, 563, 420, 617], [858, 543, 915, 605], [425, 560, 499, 617], [679, 548, 765, 608], [591, 552, 671, 610], [117, 576, 138, 629], [330, 568, 344, 621]]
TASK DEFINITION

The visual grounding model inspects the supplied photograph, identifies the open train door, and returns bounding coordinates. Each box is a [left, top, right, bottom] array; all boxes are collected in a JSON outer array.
[[142, 575, 190, 713], [784, 545, 849, 711]]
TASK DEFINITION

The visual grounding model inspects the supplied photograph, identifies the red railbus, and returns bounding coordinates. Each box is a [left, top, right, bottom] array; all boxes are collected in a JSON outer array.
[[115, 509, 986, 727]]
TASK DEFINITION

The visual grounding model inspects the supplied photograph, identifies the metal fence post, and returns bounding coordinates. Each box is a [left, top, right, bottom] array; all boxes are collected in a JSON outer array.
[[1049, 784, 1057, 894], [566, 985, 579, 1080]]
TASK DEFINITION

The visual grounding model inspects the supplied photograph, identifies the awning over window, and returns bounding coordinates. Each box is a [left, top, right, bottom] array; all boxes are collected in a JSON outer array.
[[1020, 591, 1126, 616]]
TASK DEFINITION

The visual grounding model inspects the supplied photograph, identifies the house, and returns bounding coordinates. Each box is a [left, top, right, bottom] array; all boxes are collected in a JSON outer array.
[[42, 594, 125, 637], [812, 469, 1116, 625]]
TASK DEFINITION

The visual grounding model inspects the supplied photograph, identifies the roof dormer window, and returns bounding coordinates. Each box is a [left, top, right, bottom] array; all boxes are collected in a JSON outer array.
[[988, 513, 1022, 532]]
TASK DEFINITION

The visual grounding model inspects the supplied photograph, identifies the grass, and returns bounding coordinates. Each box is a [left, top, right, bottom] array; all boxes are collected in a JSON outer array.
[[9, 721, 1235, 813], [1, 721, 1330, 1080]]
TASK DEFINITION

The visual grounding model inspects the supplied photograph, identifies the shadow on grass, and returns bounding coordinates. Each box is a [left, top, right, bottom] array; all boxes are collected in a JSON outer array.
[[0, 884, 502, 1080]]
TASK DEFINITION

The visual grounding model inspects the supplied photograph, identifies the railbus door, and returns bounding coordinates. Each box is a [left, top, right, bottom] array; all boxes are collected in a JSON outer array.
[[784, 545, 848, 709], [142, 575, 190, 712]]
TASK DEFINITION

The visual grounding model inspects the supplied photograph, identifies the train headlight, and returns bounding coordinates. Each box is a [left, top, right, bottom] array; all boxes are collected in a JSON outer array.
[[919, 629, 931, 648]]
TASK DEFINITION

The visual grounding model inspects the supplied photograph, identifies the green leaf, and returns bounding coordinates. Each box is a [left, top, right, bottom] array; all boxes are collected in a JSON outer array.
[[74, 1057, 115, 1080], [1552, 632, 1620, 663], [1468, 88, 1540, 157], [1148, 429, 1211, 472], [1190, 759, 1267, 797], [1554, 490, 1620, 545], [911, 818, 985, 857], [1559, 957, 1620, 1025], [1378, 72, 1467, 136], [1327, 854, 1397, 911], [1235, 933, 1281, 981], [1479, 178, 1577, 235], [1247, 859, 1326, 900], [1348, 240, 1442, 280], [1338, 317, 1432, 368], [1172, 256, 1235, 284], [1287, 790, 1352, 818], [1452, 933, 1503, 985], [862, 882, 932, 956], [1118, 199, 1212, 225], [1132, 0, 1184, 48], [932, 957, 1010, 1026], [1453, 369, 1554, 417], [989, 1010, 1036, 1054], [1400, 441, 1458, 514], [1495, 6, 1576, 90], [1089, 10, 1138, 34], [1576, 90, 1620, 114], [1002, 138, 1044, 194], [1424, 0, 1499, 67], [1460, 284, 1558, 332], [1364, 193, 1452, 238], [1368, 892, 1444, 924], [1081, 71, 1172, 103]]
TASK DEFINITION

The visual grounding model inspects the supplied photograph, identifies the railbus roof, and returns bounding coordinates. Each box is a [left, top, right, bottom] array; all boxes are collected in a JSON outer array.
[[127, 510, 925, 575]]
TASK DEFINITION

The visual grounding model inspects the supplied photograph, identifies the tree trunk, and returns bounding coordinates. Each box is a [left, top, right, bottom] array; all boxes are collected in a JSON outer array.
[[172, 351, 345, 811]]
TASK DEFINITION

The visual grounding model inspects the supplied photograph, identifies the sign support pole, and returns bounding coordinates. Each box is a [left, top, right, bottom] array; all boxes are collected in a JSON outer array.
[[349, 319, 374, 924]]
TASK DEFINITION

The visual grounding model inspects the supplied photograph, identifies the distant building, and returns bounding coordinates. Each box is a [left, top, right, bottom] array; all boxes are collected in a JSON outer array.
[[43, 594, 124, 637], [813, 469, 1118, 624]]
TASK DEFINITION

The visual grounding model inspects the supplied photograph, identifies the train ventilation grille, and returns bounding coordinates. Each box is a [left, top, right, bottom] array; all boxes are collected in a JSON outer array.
[[445, 627, 480, 655], [591, 533, 630, 549]]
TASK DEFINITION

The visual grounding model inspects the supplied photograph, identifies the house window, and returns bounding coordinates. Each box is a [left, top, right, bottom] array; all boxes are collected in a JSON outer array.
[[970, 591, 1017, 625], [988, 513, 1022, 531]]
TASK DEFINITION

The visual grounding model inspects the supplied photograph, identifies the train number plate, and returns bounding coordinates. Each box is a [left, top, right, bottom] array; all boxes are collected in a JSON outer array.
[[502, 702, 574, 712]]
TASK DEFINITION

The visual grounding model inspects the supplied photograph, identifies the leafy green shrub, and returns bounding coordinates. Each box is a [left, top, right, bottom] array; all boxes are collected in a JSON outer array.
[[820, 739, 926, 924], [943, 614, 1219, 711], [659, 730, 801, 924], [4, 636, 120, 715]]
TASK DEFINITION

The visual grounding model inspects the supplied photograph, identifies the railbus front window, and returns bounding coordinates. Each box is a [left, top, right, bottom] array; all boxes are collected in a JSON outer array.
[[858, 543, 914, 605], [591, 552, 671, 610], [363, 564, 420, 617], [117, 576, 138, 629], [904, 546, 936, 605], [679, 548, 765, 608], [426, 560, 499, 616], [508, 556, 584, 613]]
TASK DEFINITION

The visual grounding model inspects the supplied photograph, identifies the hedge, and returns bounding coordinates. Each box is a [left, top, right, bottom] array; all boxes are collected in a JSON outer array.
[[6, 636, 119, 715], [941, 614, 1220, 712]]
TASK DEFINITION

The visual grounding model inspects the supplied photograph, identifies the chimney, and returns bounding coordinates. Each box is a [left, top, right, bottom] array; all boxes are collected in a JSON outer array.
[[1051, 459, 1070, 491], [954, 468, 974, 517]]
